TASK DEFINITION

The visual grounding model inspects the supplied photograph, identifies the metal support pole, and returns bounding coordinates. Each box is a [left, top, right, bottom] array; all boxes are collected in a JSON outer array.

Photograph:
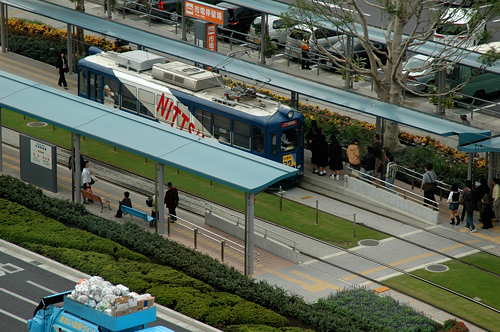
[[375, 117, 382, 138], [467, 152, 473, 180], [353, 212, 356, 238], [107, 0, 112, 20], [181, 0, 187, 41], [290, 92, 299, 109], [67, 24, 73, 73], [279, 186, 283, 211], [245, 192, 255, 275], [154, 162, 158, 233], [194, 228, 198, 249], [221, 240, 225, 262], [1, 4, 7, 53], [71, 132, 74, 201], [343, 36, 352, 88], [488, 152, 495, 184], [437, 69, 446, 115], [0, 107, 3, 172], [159, 163, 165, 235], [315, 199, 319, 225], [260, 13, 265, 65], [75, 134, 81, 202]]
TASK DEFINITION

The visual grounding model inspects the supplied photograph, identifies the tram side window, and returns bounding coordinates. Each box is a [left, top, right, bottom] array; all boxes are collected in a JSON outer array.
[[252, 126, 264, 153], [272, 134, 277, 154], [89, 72, 96, 100], [121, 83, 138, 112], [79, 69, 88, 96], [232, 120, 250, 150], [194, 108, 212, 135], [213, 113, 231, 144], [139, 89, 155, 117], [281, 128, 298, 152], [95, 74, 102, 103], [102, 77, 119, 108]]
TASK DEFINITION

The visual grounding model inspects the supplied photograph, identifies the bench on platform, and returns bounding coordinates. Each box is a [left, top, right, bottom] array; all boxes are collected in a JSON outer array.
[[80, 189, 111, 213], [121, 205, 155, 226]]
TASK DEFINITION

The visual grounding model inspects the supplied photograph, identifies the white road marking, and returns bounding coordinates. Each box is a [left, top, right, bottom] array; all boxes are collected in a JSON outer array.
[[0, 308, 27, 323], [0, 288, 39, 306], [26, 280, 58, 294]]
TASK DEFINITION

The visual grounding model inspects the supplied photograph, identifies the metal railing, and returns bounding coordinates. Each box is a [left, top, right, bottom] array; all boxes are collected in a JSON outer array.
[[205, 203, 300, 251], [344, 164, 440, 209], [167, 214, 259, 262]]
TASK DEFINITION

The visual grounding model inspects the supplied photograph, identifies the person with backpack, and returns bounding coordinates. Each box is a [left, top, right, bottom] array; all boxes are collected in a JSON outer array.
[[164, 182, 179, 222]]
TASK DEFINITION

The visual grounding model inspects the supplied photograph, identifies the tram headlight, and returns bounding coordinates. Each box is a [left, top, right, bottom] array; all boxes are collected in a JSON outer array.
[[287, 110, 294, 119]]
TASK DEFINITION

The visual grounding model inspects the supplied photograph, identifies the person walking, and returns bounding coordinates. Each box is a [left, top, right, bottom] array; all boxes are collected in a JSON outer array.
[[447, 184, 461, 225], [115, 191, 132, 218], [301, 39, 312, 70], [328, 135, 343, 180], [385, 155, 398, 194], [460, 184, 469, 222], [480, 188, 493, 229], [164, 182, 179, 222], [347, 138, 361, 172], [361, 146, 375, 182], [464, 180, 477, 232], [55, 50, 68, 90], [316, 134, 329, 176], [420, 163, 437, 210], [492, 178, 500, 223]]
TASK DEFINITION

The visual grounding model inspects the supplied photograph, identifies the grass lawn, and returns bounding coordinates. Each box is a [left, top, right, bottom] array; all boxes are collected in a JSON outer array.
[[3, 110, 385, 248], [384, 253, 500, 332]]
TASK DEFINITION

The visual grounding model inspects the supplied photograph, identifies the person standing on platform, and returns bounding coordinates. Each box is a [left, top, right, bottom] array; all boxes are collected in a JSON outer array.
[[301, 39, 312, 70], [492, 178, 500, 223], [328, 135, 343, 180], [306, 120, 321, 174], [447, 184, 461, 225], [55, 50, 68, 90], [316, 134, 329, 176], [115, 192, 132, 218], [347, 138, 361, 172], [372, 134, 383, 177], [81, 160, 93, 203], [164, 182, 179, 222], [385, 155, 398, 194], [476, 177, 489, 224], [464, 180, 477, 232], [361, 146, 375, 182], [420, 163, 437, 210]]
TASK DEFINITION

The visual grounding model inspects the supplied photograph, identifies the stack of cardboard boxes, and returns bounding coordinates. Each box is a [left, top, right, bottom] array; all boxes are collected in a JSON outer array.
[[113, 294, 155, 317]]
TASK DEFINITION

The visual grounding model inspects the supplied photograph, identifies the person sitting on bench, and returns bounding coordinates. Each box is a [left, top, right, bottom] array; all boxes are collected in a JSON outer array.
[[115, 191, 132, 218]]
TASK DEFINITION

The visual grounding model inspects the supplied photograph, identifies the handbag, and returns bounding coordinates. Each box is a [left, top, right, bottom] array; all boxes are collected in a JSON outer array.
[[90, 175, 97, 185], [423, 182, 436, 192]]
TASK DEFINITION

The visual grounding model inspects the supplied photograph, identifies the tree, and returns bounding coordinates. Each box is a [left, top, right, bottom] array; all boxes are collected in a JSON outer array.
[[283, 0, 500, 152]]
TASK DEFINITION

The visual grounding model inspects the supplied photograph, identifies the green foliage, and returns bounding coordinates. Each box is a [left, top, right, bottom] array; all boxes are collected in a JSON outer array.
[[226, 326, 315, 332], [5, 33, 65, 66], [443, 319, 469, 332], [318, 288, 435, 332]]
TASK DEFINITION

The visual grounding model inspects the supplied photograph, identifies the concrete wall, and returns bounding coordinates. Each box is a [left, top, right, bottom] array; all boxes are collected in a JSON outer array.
[[205, 211, 300, 264]]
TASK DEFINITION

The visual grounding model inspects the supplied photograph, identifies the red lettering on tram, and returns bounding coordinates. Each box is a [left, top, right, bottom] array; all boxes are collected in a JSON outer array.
[[156, 94, 204, 138]]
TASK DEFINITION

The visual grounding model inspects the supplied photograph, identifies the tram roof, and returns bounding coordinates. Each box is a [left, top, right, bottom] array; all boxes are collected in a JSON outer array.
[[0, 70, 298, 193], [0, 0, 493, 149]]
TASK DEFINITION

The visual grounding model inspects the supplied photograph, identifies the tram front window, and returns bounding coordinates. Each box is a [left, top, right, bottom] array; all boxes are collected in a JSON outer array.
[[281, 128, 297, 152]]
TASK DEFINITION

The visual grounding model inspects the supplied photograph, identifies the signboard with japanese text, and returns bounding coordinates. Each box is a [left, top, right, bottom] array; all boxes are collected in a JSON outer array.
[[185, 0, 228, 26], [20, 134, 57, 192], [207, 24, 217, 52]]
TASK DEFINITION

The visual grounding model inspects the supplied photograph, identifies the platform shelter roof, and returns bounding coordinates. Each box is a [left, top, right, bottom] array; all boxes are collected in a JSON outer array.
[[0, 70, 298, 193], [0, 0, 492, 150]]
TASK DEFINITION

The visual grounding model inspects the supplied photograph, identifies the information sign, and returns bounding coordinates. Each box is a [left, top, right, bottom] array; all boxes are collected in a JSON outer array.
[[184, 0, 228, 26]]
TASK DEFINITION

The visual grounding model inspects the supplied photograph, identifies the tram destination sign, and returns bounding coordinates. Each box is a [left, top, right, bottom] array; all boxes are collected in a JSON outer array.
[[185, 0, 228, 26]]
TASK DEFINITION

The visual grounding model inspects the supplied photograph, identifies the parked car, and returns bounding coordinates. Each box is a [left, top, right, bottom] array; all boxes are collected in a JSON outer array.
[[136, 0, 180, 21], [323, 36, 388, 70], [285, 24, 342, 60], [402, 54, 436, 93], [216, 2, 260, 40], [116, 0, 141, 12], [247, 15, 289, 45], [433, 7, 486, 48]]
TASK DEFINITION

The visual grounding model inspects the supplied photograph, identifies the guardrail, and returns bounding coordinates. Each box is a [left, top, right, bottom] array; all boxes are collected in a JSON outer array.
[[205, 203, 300, 251], [166, 214, 259, 262], [344, 164, 440, 210]]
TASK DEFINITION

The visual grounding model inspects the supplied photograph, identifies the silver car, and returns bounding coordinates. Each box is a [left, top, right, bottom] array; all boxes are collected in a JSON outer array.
[[247, 15, 288, 45], [403, 54, 436, 93]]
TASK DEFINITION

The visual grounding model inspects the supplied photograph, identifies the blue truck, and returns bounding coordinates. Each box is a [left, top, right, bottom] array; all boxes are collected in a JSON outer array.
[[28, 291, 174, 332]]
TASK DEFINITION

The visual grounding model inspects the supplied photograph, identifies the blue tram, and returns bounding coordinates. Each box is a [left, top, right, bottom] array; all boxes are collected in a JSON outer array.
[[77, 50, 304, 184]]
